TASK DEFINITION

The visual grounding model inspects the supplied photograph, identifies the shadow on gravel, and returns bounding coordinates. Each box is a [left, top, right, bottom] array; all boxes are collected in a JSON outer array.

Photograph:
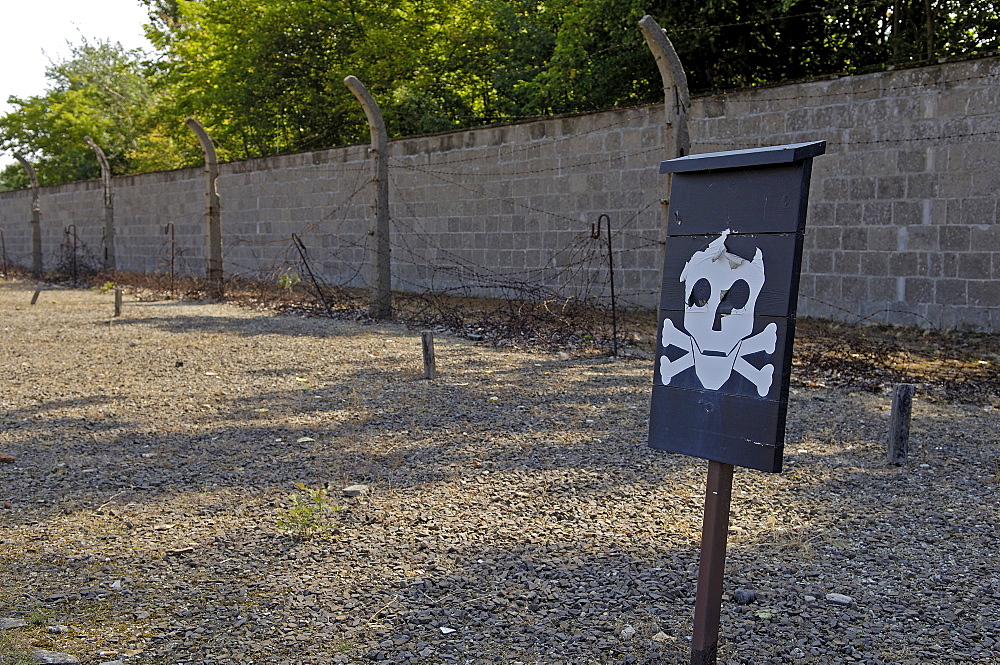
[[107, 311, 389, 340]]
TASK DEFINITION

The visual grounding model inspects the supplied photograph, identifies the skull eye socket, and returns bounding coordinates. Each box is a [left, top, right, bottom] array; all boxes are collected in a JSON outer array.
[[687, 278, 712, 308], [718, 279, 751, 315]]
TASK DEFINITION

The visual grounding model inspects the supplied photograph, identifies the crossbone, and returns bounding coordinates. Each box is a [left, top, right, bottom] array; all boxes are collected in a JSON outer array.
[[659, 319, 777, 396]]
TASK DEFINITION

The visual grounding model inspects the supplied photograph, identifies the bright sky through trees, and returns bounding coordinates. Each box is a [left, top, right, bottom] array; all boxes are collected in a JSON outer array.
[[0, 0, 151, 163]]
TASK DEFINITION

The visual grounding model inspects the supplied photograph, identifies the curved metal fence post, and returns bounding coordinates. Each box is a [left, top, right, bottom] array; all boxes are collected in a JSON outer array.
[[84, 136, 116, 272], [185, 117, 224, 301], [345, 75, 391, 321], [13, 154, 43, 279], [639, 15, 690, 162], [639, 15, 691, 258], [0, 228, 8, 277]]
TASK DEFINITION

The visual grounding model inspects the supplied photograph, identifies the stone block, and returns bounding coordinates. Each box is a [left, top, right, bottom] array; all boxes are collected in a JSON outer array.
[[833, 251, 861, 274], [960, 197, 997, 226], [892, 201, 923, 225], [889, 251, 919, 276], [935, 279, 968, 306], [958, 253, 992, 280], [815, 274, 842, 301], [876, 176, 906, 200], [849, 177, 877, 200], [822, 176, 849, 200], [906, 173, 939, 199], [811, 226, 841, 252], [862, 201, 894, 226], [968, 280, 1000, 308], [896, 149, 927, 173], [807, 250, 833, 273], [807, 201, 835, 227], [860, 251, 890, 276], [902, 226, 938, 251], [919, 251, 946, 278], [841, 228, 868, 251], [939, 225, 971, 251], [868, 276, 899, 301], [904, 277, 935, 304], [835, 202, 863, 228], [841, 275, 868, 301]]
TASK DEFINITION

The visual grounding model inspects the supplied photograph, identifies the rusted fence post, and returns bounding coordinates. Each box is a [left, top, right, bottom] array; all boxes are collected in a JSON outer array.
[[84, 136, 116, 272], [345, 75, 391, 321], [13, 154, 42, 279], [887, 383, 915, 464], [185, 117, 224, 301], [114, 286, 123, 317]]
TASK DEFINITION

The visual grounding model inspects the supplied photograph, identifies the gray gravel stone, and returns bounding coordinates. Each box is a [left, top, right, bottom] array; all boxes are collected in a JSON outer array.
[[0, 618, 28, 630], [826, 593, 854, 606], [31, 650, 80, 664]]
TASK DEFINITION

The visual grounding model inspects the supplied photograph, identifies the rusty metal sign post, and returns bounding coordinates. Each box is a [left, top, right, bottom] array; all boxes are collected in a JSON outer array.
[[648, 141, 826, 665]]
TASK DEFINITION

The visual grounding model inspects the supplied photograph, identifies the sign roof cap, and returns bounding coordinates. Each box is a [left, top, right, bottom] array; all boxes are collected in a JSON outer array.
[[660, 141, 826, 174]]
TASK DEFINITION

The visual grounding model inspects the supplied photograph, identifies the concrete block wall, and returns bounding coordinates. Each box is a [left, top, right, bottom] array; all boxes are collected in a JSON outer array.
[[689, 54, 1000, 330], [384, 107, 665, 306], [0, 53, 997, 330]]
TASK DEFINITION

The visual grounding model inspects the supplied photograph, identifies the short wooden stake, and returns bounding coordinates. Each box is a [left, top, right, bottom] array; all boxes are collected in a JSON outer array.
[[30, 287, 41, 305], [114, 286, 123, 317], [691, 460, 735, 665], [887, 383, 915, 464], [421, 331, 435, 380]]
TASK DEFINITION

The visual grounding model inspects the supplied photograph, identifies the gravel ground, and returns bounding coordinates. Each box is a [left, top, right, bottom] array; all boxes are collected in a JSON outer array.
[[1, 280, 998, 665]]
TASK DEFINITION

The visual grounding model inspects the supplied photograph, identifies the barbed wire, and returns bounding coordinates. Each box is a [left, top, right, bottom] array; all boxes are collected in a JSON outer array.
[[391, 145, 664, 179], [384, 112, 643, 168], [800, 294, 938, 329], [708, 66, 1000, 108], [689, 128, 1000, 156]]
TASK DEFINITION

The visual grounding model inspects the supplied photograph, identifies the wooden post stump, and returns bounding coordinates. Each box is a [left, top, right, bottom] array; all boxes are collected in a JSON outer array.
[[114, 287, 123, 317], [422, 331, 436, 380], [887, 383, 915, 464]]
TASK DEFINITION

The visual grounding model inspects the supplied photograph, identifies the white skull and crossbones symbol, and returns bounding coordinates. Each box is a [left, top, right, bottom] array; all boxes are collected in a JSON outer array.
[[659, 229, 777, 396]]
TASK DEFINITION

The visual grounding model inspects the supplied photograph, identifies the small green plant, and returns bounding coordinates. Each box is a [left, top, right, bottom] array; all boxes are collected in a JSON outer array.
[[95, 281, 117, 292], [0, 632, 34, 665], [276, 483, 342, 539], [277, 271, 301, 290], [24, 607, 52, 626]]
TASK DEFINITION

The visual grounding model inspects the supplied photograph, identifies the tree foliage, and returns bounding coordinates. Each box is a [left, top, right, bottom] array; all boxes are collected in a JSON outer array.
[[3, 0, 998, 188], [0, 39, 169, 189]]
